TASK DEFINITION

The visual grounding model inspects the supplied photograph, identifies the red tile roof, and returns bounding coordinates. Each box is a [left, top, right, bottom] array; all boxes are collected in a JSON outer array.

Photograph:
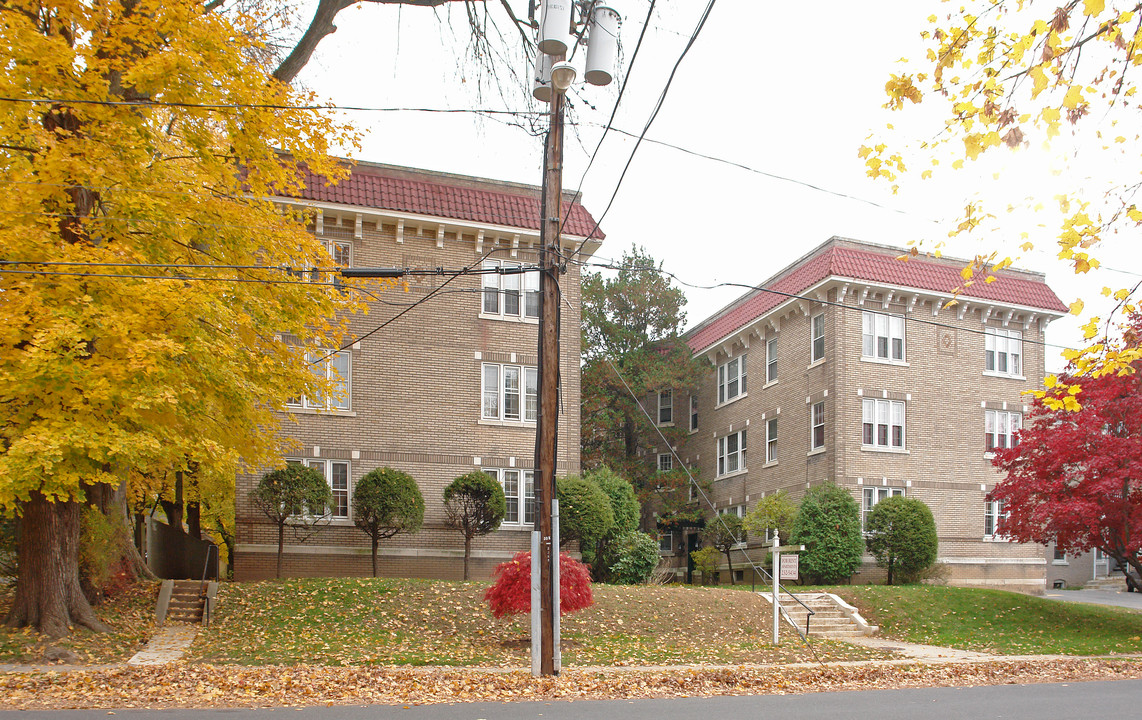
[[687, 240, 1067, 353], [289, 163, 603, 240]]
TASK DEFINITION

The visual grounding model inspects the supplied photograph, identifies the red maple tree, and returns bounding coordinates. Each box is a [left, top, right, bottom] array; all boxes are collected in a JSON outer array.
[[484, 551, 594, 619], [992, 314, 1142, 582]]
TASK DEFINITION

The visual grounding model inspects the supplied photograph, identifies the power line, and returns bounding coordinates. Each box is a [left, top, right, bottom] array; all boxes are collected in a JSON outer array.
[[0, 96, 543, 116]]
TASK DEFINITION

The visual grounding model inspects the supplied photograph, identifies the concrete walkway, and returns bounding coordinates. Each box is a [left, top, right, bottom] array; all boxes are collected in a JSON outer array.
[[125, 624, 199, 666], [838, 636, 999, 661]]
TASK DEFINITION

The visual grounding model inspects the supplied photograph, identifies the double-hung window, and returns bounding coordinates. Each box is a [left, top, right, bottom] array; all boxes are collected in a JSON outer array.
[[658, 390, 673, 425], [985, 328, 1022, 376], [862, 486, 904, 531], [689, 395, 699, 432], [985, 410, 1022, 451], [659, 533, 673, 553], [984, 499, 1007, 538], [717, 355, 747, 405], [810, 313, 826, 363], [657, 453, 673, 472], [482, 363, 538, 422], [717, 430, 746, 477], [811, 401, 826, 450], [485, 468, 535, 525], [289, 350, 351, 410], [766, 418, 778, 463], [482, 260, 539, 319], [862, 398, 905, 449], [766, 337, 778, 383], [862, 312, 905, 361], [305, 459, 350, 519]]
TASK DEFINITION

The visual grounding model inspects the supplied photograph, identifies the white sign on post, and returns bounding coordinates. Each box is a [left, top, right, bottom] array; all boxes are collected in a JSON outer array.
[[779, 553, 799, 581]]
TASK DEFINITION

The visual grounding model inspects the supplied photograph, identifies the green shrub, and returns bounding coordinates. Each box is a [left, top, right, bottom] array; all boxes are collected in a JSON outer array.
[[703, 513, 747, 584], [606, 530, 660, 584], [556, 476, 614, 564], [690, 546, 720, 586], [865, 496, 939, 584], [79, 505, 129, 600], [791, 483, 863, 584], [743, 489, 797, 546], [443, 471, 506, 581], [353, 467, 425, 577], [589, 467, 640, 533]]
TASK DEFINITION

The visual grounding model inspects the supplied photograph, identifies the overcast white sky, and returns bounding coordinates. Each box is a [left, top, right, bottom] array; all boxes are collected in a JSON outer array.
[[292, 0, 1142, 372]]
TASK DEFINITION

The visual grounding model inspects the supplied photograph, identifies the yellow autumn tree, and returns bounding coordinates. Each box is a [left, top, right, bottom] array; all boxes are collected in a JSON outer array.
[[0, 0, 367, 637], [862, 0, 1142, 398]]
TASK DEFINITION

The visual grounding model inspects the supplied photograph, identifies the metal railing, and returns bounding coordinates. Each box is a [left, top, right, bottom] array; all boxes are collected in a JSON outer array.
[[199, 544, 218, 627]]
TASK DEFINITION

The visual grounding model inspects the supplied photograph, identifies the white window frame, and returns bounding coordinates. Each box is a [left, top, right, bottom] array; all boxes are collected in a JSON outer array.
[[862, 486, 904, 532], [862, 311, 905, 362], [984, 499, 1008, 540], [862, 398, 905, 450], [484, 468, 535, 526], [766, 336, 778, 384], [810, 313, 826, 364], [689, 395, 699, 433], [659, 532, 673, 554], [288, 350, 351, 411], [717, 429, 747, 477], [658, 390, 673, 425], [717, 355, 747, 406], [481, 260, 539, 320], [811, 401, 826, 450], [766, 418, 778, 464], [481, 363, 538, 424], [985, 410, 1022, 452], [985, 328, 1023, 377], [657, 453, 673, 472], [291, 459, 351, 520]]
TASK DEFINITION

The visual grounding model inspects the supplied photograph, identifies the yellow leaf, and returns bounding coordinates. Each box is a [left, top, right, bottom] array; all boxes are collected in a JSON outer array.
[[1069, 299, 1085, 315], [1083, 0, 1105, 15], [1063, 85, 1084, 110]]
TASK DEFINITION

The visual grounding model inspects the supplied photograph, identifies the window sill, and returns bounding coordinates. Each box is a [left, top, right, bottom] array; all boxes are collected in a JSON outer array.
[[982, 371, 1026, 381], [479, 418, 537, 428], [715, 468, 748, 481], [478, 312, 539, 325], [763, 379, 778, 389], [715, 392, 747, 410], [499, 523, 535, 531], [983, 535, 1012, 543], [807, 447, 826, 457], [285, 407, 357, 417], [658, 422, 675, 428], [1052, 560, 1069, 566], [807, 358, 826, 370], [860, 446, 909, 455], [860, 356, 909, 368], [762, 460, 778, 468], [689, 428, 699, 435]]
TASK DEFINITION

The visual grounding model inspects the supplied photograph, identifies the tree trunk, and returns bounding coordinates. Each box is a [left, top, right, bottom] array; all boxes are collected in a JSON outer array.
[[371, 534, 379, 578], [160, 472, 184, 530], [276, 521, 285, 579], [463, 534, 472, 581], [724, 549, 736, 584], [186, 501, 201, 540], [4, 493, 112, 638]]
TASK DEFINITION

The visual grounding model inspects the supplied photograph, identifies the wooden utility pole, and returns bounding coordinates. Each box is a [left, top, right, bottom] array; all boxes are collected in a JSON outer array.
[[534, 88, 566, 677]]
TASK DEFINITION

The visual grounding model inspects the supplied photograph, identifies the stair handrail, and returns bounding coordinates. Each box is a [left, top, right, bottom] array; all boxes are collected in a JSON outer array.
[[749, 556, 816, 638], [200, 543, 218, 627]]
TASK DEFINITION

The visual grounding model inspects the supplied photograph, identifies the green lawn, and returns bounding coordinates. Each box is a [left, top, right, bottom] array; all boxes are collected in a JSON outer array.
[[832, 584, 1142, 655], [188, 577, 884, 667]]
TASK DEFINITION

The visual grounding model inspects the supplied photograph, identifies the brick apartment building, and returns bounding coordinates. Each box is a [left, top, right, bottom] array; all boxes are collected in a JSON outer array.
[[232, 160, 603, 581], [656, 237, 1068, 591]]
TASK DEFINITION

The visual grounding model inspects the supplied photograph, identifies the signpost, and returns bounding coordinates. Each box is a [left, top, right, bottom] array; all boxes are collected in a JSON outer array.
[[769, 532, 805, 645]]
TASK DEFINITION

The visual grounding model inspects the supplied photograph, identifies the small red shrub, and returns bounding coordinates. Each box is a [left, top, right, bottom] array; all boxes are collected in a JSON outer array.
[[484, 551, 593, 619]]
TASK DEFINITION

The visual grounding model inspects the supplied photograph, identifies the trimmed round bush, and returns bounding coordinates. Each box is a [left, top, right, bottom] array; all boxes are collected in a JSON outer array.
[[605, 530, 660, 584], [865, 496, 938, 584], [555, 476, 614, 564], [790, 483, 863, 584]]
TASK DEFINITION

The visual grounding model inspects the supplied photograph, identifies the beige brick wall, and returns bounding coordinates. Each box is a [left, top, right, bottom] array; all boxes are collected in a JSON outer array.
[[674, 252, 1054, 591], [235, 202, 589, 582]]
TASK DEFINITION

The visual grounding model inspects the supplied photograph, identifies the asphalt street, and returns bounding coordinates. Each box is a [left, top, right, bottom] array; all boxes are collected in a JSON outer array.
[[1040, 587, 1142, 611], [4, 679, 1141, 720]]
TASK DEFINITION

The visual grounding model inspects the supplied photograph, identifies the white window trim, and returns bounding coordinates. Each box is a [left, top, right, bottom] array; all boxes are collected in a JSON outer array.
[[716, 355, 748, 408], [810, 400, 826, 451], [862, 398, 906, 450], [481, 363, 538, 425], [484, 467, 535, 527], [984, 499, 1010, 541], [766, 418, 778, 464], [766, 337, 778, 384], [658, 390, 674, 426], [861, 311, 906, 364], [985, 409, 1022, 454], [288, 458, 352, 522], [480, 260, 540, 323], [716, 429, 747, 479], [657, 453, 673, 472], [984, 327, 1023, 378], [862, 486, 904, 533], [689, 395, 699, 434], [659, 532, 673, 554], [810, 313, 826, 364], [287, 350, 352, 412]]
